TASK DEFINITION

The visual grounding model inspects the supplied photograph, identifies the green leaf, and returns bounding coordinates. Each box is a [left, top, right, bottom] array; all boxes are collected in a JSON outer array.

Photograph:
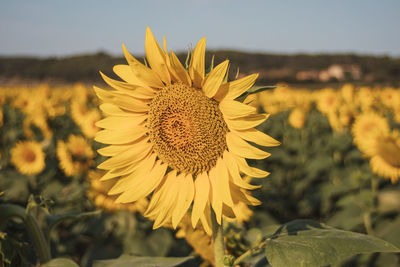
[[265, 219, 400, 267], [236, 85, 283, 102], [47, 210, 102, 232], [247, 85, 282, 95], [93, 255, 194, 267], [42, 258, 79, 267]]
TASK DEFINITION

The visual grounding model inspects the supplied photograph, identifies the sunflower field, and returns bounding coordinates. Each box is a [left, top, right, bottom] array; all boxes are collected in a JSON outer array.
[[1, 81, 400, 266], [1, 30, 400, 266]]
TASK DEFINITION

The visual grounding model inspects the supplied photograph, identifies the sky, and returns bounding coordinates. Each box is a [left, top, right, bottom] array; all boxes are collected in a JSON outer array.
[[1, 0, 400, 58]]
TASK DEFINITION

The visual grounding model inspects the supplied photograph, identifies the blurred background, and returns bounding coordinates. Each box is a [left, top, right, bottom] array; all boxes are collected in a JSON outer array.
[[1, 1, 400, 266]]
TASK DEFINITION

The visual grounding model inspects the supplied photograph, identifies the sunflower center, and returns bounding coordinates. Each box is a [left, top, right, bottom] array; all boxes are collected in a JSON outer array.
[[148, 82, 228, 174], [376, 137, 400, 167], [23, 149, 36, 163]]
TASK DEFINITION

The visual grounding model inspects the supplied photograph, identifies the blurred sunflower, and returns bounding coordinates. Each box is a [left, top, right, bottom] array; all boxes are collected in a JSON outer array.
[[288, 108, 306, 129], [23, 113, 52, 139], [11, 89, 34, 113], [80, 109, 101, 138], [10, 141, 45, 175], [70, 98, 89, 126], [316, 88, 339, 115], [379, 87, 397, 109], [0, 108, 3, 127], [351, 112, 390, 156], [176, 215, 215, 265], [94, 27, 279, 233], [57, 134, 94, 177], [356, 86, 375, 112], [340, 83, 355, 104], [370, 131, 400, 183], [87, 170, 148, 213]]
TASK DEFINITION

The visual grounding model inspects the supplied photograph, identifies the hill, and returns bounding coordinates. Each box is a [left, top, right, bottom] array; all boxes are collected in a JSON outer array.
[[1, 51, 399, 86]]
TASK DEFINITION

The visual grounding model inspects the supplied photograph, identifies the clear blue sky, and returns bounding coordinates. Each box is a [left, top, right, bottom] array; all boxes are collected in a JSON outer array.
[[1, 0, 399, 57]]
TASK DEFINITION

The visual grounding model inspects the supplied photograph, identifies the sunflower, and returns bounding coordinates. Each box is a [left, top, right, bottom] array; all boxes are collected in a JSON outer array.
[[57, 135, 94, 177], [351, 112, 390, 156], [0, 108, 3, 127], [356, 86, 375, 112], [315, 88, 339, 115], [370, 131, 400, 183], [79, 109, 101, 138], [23, 113, 53, 139], [340, 83, 355, 104], [10, 140, 45, 175], [94, 27, 279, 234], [70, 98, 89, 126], [288, 108, 306, 129]]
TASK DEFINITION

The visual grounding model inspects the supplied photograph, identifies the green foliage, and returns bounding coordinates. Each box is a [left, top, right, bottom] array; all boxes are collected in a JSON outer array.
[[42, 258, 79, 267], [1, 85, 400, 266], [264, 219, 399, 267], [93, 255, 194, 267]]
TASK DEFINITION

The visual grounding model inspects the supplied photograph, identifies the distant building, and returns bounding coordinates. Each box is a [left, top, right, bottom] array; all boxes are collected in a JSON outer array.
[[296, 64, 362, 82], [296, 70, 320, 81]]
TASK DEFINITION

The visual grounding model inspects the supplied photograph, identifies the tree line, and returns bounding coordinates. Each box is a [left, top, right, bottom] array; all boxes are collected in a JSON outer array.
[[0, 51, 399, 85]]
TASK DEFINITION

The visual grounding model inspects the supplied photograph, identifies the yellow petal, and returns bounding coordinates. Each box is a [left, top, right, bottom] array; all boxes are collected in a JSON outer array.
[[231, 186, 261, 206], [97, 139, 152, 170], [93, 86, 149, 113], [222, 204, 236, 218], [99, 103, 140, 117], [233, 154, 270, 178], [100, 161, 138, 181], [172, 174, 194, 229], [191, 172, 210, 228], [122, 43, 164, 88], [97, 144, 131, 157], [101, 71, 138, 90], [163, 35, 168, 53], [145, 27, 171, 84], [153, 175, 181, 228], [225, 113, 269, 131], [226, 132, 271, 159], [117, 160, 167, 202], [113, 64, 147, 87], [240, 189, 262, 206], [222, 151, 260, 190], [232, 128, 280, 147], [215, 73, 258, 101], [100, 152, 156, 181], [170, 51, 191, 86], [215, 157, 234, 207], [209, 168, 222, 224], [219, 99, 257, 118], [102, 70, 155, 98], [200, 204, 212, 235], [189, 37, 206, 88], [145, 170, 177, 216], [110, 153, 157, 195], [202, 60, 229, 98], [95, 127, 147, 145], [95, 116, 146, 130]]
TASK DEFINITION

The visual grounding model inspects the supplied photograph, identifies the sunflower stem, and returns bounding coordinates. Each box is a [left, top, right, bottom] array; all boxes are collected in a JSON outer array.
[[211, 210, 226, 267], [0, 204, 51, 264], [232, 240, 267, 266]]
